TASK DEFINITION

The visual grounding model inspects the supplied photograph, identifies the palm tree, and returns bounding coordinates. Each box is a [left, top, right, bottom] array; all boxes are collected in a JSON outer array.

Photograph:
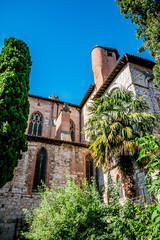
[[84, 90, 156, 198]]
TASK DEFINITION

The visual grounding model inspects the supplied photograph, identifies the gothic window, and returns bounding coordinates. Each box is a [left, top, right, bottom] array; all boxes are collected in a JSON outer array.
[[117, 176, 123, 199], [32, 148, 47, 191], [70, 119, 75, 141], [86, 154, 94, 184], [28, 112, 43, 136]]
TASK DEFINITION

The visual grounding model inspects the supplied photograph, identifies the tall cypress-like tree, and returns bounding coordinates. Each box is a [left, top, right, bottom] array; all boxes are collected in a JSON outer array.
[[116, 0, 160, 84], [0, 37, 32, 187]]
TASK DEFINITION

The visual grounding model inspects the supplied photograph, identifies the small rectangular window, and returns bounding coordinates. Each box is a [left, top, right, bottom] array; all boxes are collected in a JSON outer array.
[[107, 52, 112, 57]]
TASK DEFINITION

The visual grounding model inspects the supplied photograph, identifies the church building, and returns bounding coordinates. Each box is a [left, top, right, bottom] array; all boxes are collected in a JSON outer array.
[[0, 46, 160, 239]]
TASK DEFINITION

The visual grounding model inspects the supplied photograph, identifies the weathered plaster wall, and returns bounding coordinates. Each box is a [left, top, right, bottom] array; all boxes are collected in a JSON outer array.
[[106, 63, 133, 93]]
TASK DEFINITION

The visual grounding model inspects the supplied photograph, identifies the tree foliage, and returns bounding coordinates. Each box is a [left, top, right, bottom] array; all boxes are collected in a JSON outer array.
[[84, 90, 156, 197], [137, 134, 160, 233], [116, 0, 160, 84], [0, 37, 32, 187], [22, 177, 159, 240]]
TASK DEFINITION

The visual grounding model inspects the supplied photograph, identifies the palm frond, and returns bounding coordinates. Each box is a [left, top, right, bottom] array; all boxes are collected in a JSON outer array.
[[83, 89, 157, 170]]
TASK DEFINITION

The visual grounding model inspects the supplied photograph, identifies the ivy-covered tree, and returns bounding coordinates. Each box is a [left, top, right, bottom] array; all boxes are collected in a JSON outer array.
[[116, 0, 160, 84], [0, 37, 32, 187]]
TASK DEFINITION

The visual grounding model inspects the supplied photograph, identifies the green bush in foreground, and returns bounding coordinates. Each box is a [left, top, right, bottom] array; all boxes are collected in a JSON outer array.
[[22, 177, 158, 240], [137, 134, 160, 235]]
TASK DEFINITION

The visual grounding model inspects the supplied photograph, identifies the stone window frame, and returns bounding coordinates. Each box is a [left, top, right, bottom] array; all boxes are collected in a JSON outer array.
[[28, 111, 43, 137], [32, 147, 48, 192]]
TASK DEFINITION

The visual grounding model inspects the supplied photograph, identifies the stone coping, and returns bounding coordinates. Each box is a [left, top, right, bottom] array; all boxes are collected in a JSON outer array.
[[26, 134, 89, 148]]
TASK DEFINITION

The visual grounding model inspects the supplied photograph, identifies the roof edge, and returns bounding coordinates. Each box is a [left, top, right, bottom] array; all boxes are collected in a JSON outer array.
[[94, 53, 155, 99], [79, 84, 95, 107], [29, 94, 80, 108], [26, 134, 88, 148]]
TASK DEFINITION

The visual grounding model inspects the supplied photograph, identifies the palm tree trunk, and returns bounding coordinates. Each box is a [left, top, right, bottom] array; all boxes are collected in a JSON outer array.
[[118, 155, 136, 198]]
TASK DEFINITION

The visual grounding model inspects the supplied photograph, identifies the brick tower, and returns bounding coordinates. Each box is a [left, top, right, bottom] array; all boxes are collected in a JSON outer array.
[[91, 46, 119, 91]]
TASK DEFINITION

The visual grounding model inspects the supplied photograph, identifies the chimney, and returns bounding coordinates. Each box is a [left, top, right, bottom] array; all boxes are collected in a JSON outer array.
[[91, 46, 119, 91]]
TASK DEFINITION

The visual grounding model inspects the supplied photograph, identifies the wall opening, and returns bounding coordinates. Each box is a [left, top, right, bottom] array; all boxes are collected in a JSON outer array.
[[32, 148, 47, 191], [85, 154, 94, 184], [70, 119, 75, 141]]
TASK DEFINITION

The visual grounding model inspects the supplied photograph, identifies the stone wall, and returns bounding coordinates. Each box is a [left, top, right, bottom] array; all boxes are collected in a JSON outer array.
[[129, 64, 160, 113], [0, 138, 89, 240], [106, 63, 133, 93], [106, 63, 160, 113]]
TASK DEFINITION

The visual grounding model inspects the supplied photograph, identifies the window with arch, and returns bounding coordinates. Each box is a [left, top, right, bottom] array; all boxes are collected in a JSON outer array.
[[85, 154, 94, 184], [117, 176, 123, 199], [110, 87, 120, 93], [70, 119, 75, 141], [32, 148, 47, 191], [28, 112, 43, 136]]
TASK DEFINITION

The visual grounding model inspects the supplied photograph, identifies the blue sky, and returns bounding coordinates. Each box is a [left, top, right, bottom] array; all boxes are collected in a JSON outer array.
[[0, 0, 154, 105]]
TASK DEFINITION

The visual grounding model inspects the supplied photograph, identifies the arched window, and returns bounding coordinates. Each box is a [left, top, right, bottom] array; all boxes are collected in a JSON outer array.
[[32, 148, 47, 191], [109, 85, 120, 93], [28, 112, 43, 136], [86, 154, 94, 184], [117, 176, 123, 199], [70, 119, 75, 141]]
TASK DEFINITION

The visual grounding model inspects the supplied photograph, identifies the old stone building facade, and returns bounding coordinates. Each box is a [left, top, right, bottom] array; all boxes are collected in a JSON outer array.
[[0, 46, 160, 239]]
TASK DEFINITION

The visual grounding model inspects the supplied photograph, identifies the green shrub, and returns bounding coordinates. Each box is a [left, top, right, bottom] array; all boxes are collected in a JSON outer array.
[[22, 177, 159, 240]]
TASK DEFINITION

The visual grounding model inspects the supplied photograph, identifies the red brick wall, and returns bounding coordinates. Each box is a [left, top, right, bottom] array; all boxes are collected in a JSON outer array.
[[26, 96, 80, 142], [91, 46, 117, 91]]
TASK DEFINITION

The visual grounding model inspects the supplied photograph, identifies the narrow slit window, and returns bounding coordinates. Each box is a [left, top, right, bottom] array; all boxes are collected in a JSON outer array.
[[70, 119, 75, 141], [86, 154, 94, 184], [117, 176, 123, 199], [32, 148, 47, 191]]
